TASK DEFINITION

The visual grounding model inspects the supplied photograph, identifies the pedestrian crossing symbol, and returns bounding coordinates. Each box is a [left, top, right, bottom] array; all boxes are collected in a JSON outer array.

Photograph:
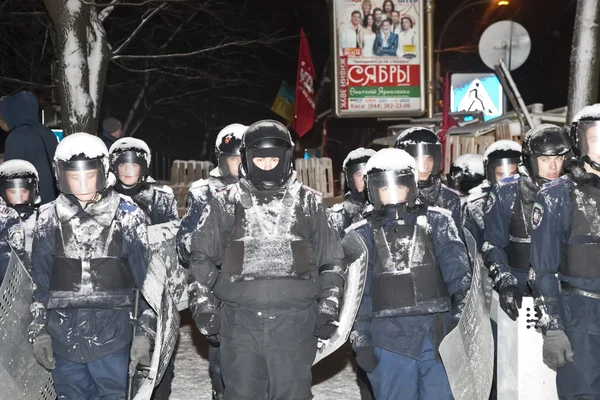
[[451, 74, 504, 121]]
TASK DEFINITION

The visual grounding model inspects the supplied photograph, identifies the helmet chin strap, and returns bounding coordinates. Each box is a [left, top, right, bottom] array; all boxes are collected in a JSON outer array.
[[583, 155, 600, 172]]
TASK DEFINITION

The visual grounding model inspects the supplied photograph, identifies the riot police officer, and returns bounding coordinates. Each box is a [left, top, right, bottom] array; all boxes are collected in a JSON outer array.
[[29, 132, 151, 399], [187, 120, 345, 400], [394, 127, 462, 233], [349, 148, 471, 400], [530, 106, 600, 398], [176, 122, 246, 400], [483, 126, 571, 321], [328, 147, 376, 238]]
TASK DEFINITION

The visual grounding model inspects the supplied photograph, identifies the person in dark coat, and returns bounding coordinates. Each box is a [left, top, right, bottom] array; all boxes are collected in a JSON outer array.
[[101, 117, 123, 150], [0, 91, 58, 204]]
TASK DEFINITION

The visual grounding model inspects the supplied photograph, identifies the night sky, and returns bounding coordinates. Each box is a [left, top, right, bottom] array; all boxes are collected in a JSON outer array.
[[0, 0, 581, 184]]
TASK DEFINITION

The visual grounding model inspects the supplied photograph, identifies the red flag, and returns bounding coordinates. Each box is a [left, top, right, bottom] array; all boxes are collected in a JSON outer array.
[[439, 72, 458, 171], [292, 28, 316, 137]]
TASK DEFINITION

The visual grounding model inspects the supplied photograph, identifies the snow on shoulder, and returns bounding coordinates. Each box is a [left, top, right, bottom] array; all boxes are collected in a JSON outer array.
[[216, 123, 248, 144], [0, 159, 38, 179], [483, 140, 521, 159], [54, 132, 108, 162], [573, 104, 600, 122], [343, 148, 376, 168], [453, 154, 484, 175], [366, 148, 417, 173]]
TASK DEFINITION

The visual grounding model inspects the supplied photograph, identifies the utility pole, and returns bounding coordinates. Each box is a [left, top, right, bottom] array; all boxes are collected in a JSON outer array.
[[567, 0, 600, 124]]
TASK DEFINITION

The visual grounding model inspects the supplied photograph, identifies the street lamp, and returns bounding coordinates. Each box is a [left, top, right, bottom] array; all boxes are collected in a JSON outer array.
[[498, 1, 510, 5]]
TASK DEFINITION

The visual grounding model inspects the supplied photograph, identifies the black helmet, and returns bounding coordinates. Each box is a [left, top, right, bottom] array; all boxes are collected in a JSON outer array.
[[394, 127, 442, 180], [109, 137, 151, 186], [447, 154, 485, 196], [483, 140, 522, 185], [53, 132, 109, 196], [0, 159, 39, 217], [364, 148, 419, 208], [240, 120, 294, 190], [215, 123, 246, 176], [570, 104, 600, 171], [522, 124, 571, 179], [343, 148, 376, 195]]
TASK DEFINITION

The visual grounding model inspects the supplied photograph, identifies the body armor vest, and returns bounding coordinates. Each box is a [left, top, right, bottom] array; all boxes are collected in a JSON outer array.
[[507, 184, 533, 273], [559, 184, 600, 279], [370, 208, 449, 316], [221, 181, 317, 281], [47, 202, 135, 309]]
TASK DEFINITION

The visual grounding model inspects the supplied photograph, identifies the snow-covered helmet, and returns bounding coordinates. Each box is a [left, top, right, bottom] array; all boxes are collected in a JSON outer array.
[[0, 159, 39, 216], [215, 123, 247, 176], [570, 104, 600, 171], [483, 140, 521, 185], [109, 137, 151, 187], [521, 124, 572, 179], [53, 132, 109, 196], [343, 148, 376, 195], [394, 127, 443, 180], [447, 154, 485, 196], [240, 120, 294, 190], [365, 148, 419, 208]]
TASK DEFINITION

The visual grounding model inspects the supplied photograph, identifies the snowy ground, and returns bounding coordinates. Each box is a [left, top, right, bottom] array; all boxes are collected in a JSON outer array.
[[171, 311, 362, 400]]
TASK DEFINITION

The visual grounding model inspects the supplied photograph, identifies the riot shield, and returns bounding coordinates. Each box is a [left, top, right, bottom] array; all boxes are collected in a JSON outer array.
[[494, 295, 558, 399], [313, 229, 368, 365], [134, 220, 184, 400], [438, 229, 494, 400], [0, 252, 56, 400]]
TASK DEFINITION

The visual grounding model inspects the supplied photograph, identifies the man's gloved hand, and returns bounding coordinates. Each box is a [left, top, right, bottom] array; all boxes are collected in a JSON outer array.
[[355, 346, 379, 373], [499, 285, 522, 321], [314, 313, 338, 340], [450, 289, 468, 329], [543, 330, 574, 369], [193, 312, 220, 337], [129, 336, 151, 377], [33, 333, 55, 370]]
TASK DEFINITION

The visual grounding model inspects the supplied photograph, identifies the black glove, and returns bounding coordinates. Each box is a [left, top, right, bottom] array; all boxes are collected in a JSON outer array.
[[314, 313, 338, 340], [33, 333, 55, 370], [355, 346, 379, 373], [543, 330, 574, 369], [193, 312, 220, 337], [499, 285, 522, 321]]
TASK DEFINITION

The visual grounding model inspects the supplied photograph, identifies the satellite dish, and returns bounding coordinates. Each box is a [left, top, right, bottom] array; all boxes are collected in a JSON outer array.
[[479, 20, 531, 71]]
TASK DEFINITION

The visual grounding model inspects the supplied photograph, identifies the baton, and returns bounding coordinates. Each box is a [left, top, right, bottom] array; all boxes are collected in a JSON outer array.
[[126, 288, 141, 400]]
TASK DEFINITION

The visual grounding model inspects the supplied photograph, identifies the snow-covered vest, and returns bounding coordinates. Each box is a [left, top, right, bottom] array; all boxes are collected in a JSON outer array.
[[507, 184, 534, 273], [560, 184, 600, 279], [370, 207, 449, 317], [221, 180, 317, 280], [47, 195, 135, 310]]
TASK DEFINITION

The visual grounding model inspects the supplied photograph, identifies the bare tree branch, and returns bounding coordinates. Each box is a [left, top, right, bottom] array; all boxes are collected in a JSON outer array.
[[98, 0, 119, 21], [0, 76, 54, 88], [112, 36, 295, 60], [112, 3, 166, 55], [82, 0, 187, 6]]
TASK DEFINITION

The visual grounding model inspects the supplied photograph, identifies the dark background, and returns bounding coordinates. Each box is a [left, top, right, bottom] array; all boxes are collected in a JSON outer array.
[[0, 0, 579, 187]]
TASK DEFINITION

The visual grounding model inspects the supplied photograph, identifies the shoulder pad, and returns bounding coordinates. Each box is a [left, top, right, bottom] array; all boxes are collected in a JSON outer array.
[[156, 185, 174, 195], [345, 219, 368, 233], [539, 175, 571, 192], [467, 190, 488, 203], [497, 174, 520, 187], [189, 178, 210, 193], [427, 206, 452, 217], [330, 202, 344, 212], [302, 185, 323, 197], [441, 183, 461, 197], [119, 199, 138, 214]]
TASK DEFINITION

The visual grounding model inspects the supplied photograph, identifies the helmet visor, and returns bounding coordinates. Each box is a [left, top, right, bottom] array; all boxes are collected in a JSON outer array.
[[2, 179, 35, 205], [486, 157, 520, 184], [402, 143, 442, 178], [56, 159, 107, 196], [367, 170, 417, 206], [576, 120, 600, 161]]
